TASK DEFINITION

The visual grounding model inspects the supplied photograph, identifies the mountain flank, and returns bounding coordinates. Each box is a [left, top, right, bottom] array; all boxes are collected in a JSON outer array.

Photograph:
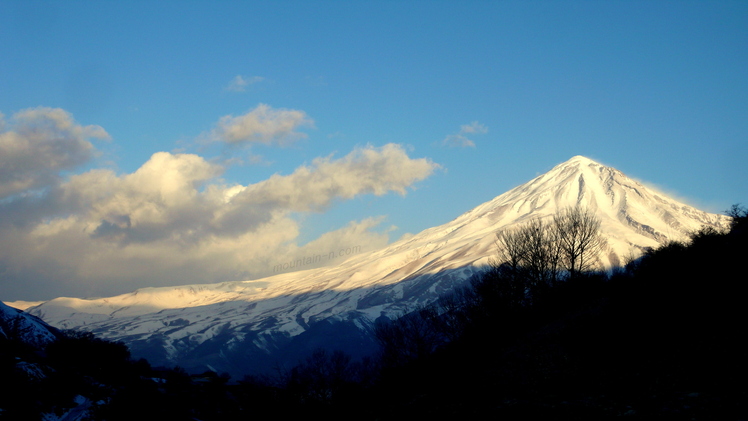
[[19, 156, 730, 376]]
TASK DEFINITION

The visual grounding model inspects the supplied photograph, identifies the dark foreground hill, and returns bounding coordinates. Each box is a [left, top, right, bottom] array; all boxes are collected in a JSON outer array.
[[360, 206, 748, 419]]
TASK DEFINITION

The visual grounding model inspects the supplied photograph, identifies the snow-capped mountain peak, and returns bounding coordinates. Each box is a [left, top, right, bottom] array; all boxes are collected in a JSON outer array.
[[22, 156, 730, 376]]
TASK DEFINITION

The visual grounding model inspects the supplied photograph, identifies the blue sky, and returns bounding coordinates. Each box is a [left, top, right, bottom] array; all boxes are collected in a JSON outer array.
[[1, 1, 746, 301]]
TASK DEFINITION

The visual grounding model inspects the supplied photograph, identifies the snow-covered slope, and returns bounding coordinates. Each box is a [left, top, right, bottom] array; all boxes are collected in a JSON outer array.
[[24, 156, 730, 375], [0, 301, 60, 349]]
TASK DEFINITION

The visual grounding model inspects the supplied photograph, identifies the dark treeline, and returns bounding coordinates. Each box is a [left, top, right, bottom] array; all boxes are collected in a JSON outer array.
[[366, 205, 748, 419], [3, 206, 746, 420]]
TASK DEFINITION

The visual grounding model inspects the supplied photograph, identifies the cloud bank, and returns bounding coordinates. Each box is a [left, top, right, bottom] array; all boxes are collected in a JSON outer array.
[[0, 107, 438, 300], [0, 107, 109, 198]]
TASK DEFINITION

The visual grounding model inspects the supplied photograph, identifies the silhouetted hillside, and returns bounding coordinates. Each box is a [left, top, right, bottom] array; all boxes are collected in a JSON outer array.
[[361, 206, 748, 419]]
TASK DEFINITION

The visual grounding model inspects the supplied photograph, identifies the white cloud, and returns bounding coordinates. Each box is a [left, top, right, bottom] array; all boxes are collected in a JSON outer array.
[[235, 143, 440, 212], [225, 75, 264, 92], [59, 152, 225, 244], [209, 104, 314, 145], [442, 134, 476, 148], [441, 120, 488, 148], [0, 107, 109, 199], [0, 126, 439, 300], [460, 121, 488, 135]]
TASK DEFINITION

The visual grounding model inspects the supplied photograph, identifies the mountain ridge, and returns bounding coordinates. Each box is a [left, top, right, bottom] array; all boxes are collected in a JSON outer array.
[[0, 301, 61, 349], [16, 156, 731, 375]]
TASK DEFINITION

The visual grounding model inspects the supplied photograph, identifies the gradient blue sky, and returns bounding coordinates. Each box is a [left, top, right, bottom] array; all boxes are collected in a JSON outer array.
[[1, 1, 746, 300]]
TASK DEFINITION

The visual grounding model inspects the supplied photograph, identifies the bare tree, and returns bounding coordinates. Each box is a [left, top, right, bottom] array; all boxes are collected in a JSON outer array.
[[553, 206, 605, 277], [522, 218, 561, 285], [493, 217, 562, 292], [493, 222, 530, 273], [493, 206, 604, 279]]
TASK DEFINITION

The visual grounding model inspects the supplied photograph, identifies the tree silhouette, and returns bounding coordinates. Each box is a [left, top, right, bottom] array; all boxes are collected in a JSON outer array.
[[493, 217, 561, 289], [553, 206, 605, 277]]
